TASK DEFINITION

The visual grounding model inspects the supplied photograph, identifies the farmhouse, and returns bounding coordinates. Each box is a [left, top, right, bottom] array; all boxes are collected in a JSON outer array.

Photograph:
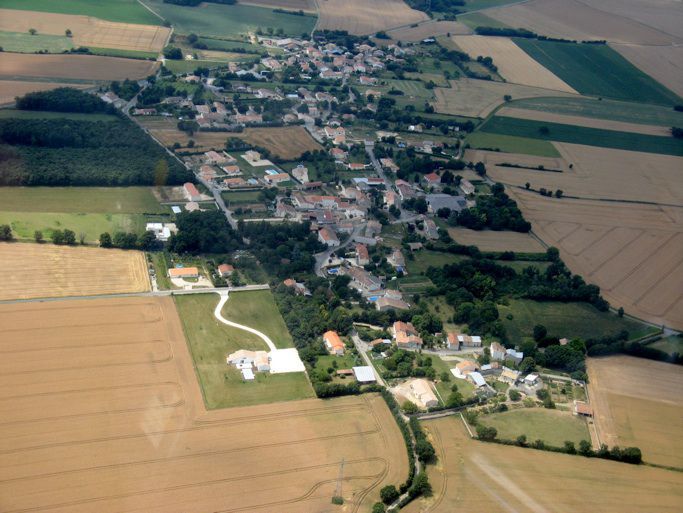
[[183, 183, 202, 202], [145, 222, 176, 242], [227, 349, 271, 372], [344, 266, 382, 293], [460, 179, 475, 195], [217, 264, 234, 277], [356, 243, 370, 266], [375, 296, 410, 311], [490, 342, 507, 361], [453, 360, 478, 379], [283, 278, 311, 296], [318, 227, 340, 247], [168, 267, 199, 279], [292, 164, 309, 184], [574, 401, 593, 417], [393, 321, 423, 349], [323, 330, 345, 355], [499, 367, 521, 384], [264, 172, 291, 185]]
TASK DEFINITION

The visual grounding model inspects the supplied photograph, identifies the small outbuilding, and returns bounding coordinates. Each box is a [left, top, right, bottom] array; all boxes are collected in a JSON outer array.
[[352, 366, 376, 383]]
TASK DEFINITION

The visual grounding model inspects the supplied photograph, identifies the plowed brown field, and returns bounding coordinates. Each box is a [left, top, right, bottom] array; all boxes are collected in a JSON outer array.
[[0, 80, 89, 104], [0, 243, 149, 300], [587, 356, 683, 468], [0, 9, 170, 52], [0, 297, 408, 512], [316, 0, 428, 35], [0, 53, 159, 81], [505, 189, 683, 330], [402, 416, 683, 513]]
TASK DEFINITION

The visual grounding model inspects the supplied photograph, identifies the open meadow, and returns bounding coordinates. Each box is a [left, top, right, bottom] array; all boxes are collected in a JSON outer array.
[[587, 355, 683, 468], [479, 408, 590, 446], [451, 35, 575, 93], [499, 299, 656, 345], [145, 0, 315, 37], [433, 78, 577, 118], [465, 132, 560, 157], [0, 53, 158, 82], [0, 296, 408, 512], [239, 0, 316, 12], [0, 9, 170, 52], [506, 188, 683, 330], [0, 242, 149, 300], [175, 291, 314, 409], [402, 416, 683, 513], [486, 0, 680, 45], [447, 227, 546, 253], [316, 0, 428, 35]]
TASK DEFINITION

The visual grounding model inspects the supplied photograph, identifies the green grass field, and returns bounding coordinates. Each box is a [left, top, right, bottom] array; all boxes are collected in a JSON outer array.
[[175, 292, 314, 409], [480, 408, 590, 446], [648, 335, 683, 356], [458, 12, 509, 30], [514, 39, 681, 105], [0, 0, 162, 24], [0, 31, 74, 53], [482, 115, 683, 156], [197, 37, 273, 54], [87, 47, 158, 60], [406, 250, 466, 274], [222, 190, 264, 205], [163, 59, 227, 74], [222, 290, 293, 348], [507, 97, 683, 128], [0, 211, 146, 241], [466, 131, 561, 157], [0, 187, 165, 213], [146, 0, 315, 38], [462, 0, 520, 10], [500, 299, 658, 344], [381, 79, 434, 99], [0, 109, 118, 121], [430, 356, 476, 403]]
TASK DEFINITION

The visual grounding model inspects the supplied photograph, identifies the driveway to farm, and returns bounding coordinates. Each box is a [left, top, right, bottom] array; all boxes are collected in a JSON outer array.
[[213, 291, 276, 351]]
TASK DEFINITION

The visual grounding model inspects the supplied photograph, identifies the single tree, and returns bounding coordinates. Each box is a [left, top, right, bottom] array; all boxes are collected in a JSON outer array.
[[63, 229, 76, 245], [29, 28, 38, 35], [0, 224, 12, 241], [65, 29, 72, 37], [380, 485, 399, 505], [99, 232, 113, 248], [34, 230, 44, 243]]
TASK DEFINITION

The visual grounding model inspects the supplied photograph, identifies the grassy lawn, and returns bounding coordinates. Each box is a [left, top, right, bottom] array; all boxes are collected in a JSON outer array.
[[197, 37, 272, 54], [149, 251, 172, 290], [146, 0, 315, 37], [396, 275, 435, 294], [482, 115, 683, 156], [466, 131, 560, 157], [507, 96, 683, 128], [0, 0, 162, 24], [648, 335, 683, 356], [406, 250, 466, 274], [514, 39, 681, 105], [222, 190, 264, 205], [0, 187, 165, 213], [500, 299, 658, 345], [87, 47, 158, 59], [0, 31, 74, 53], [0, 211, 145, 242], [175, 292, 313, 409], [221, 290, 293, 348], [480, 408, 590, 446], [0, 109, 117, 121], [431, 355, 476, 403], [164, 59, 227, 74]]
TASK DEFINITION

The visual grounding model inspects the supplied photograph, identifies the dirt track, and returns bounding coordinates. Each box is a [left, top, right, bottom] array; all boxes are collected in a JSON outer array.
[[587, 356, 683, 468], [0, 297, 408, 512], [0, 243, 150, 300]]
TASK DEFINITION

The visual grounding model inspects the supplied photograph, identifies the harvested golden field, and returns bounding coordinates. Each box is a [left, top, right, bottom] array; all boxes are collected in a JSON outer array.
[[316, 0, 428, 35], [451, 35, 576, 93], [582, 0, 683, 40], [239, 0, 316, 12], [0, 297, 408, 512], [387, 20, 470, 41], [477, 143, 683, 204], [0, 9, 171, 52], [237, 126, 323, 159], [612, 43, 683, 98], [506, 188, 683, 330], [447, 227, 546, 253], [433, 78, 577, 118], [486, 0, 679, 45], [0, 53, 158, 81], [403, 416, 683, 513], [0, 242, 149, 300], [587, 356, 683, 468], [497, 106, 671, 135], [0, 79, 89, 105]]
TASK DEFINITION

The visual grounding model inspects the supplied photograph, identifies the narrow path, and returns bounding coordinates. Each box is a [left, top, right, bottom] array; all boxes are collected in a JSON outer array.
[[213, 291, 277, 351]]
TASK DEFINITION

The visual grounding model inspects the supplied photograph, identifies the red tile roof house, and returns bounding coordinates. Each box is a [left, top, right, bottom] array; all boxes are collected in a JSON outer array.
[[392, 321, 423, 349], [356, 243, 370, 266], [169, 267, 199, 279], [323, 330, 345, 355], [183, 182, 202, 202], [423, 172, 441, 186], [217, 264, 234, 278], [318, 227, 340, 247]]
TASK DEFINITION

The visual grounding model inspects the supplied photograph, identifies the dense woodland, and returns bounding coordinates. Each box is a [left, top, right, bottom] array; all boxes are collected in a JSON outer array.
[[0, 90, 191, 186]]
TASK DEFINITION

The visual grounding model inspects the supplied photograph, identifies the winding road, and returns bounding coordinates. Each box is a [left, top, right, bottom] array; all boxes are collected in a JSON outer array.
[[213, 291, 276, 351]]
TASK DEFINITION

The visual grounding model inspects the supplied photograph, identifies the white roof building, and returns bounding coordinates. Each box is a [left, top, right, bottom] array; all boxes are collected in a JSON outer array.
[[352, 366, 376, 383], [242, 368, 255, 380], [468, 371, 487, 388]]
